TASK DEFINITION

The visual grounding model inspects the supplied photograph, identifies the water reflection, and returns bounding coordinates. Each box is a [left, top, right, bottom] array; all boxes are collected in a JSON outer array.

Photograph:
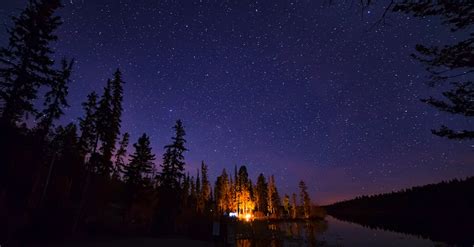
[[236, 219, 329, 247], [235, 216, 444, 247]]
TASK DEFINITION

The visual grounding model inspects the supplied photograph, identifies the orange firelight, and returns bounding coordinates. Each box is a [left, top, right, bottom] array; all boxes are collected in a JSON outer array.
[[244, 213, 252, 221]]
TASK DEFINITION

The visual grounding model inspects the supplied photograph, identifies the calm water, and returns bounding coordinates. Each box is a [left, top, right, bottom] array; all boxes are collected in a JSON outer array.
[[236, 216, 446, 246]]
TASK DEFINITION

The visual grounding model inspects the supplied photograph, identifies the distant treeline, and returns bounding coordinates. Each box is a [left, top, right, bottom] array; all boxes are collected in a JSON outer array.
[[325, 177, 474, 246]]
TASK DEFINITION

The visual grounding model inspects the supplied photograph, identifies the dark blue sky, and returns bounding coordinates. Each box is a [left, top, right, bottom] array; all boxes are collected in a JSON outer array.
[[1, 0, 472, 204]]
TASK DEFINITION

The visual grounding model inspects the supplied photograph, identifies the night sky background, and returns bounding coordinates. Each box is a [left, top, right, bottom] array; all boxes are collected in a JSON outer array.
[[1, 0, 472, 204]]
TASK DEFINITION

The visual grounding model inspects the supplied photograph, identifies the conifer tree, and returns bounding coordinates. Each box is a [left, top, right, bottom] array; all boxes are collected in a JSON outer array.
[[215, 168, 230, 213], [124, 133, 156, 187], [0, 0, 64, 125], [236, 166, 253, 215], [391, 2, 473, 139], [255, 173, 268, 215], [190, 176, 197, 203], [159, 120, 187, 190], [267, 175, 281, 216], [36, 59, 74, 135], [291, 193, 298, 219], [78, 92, 99, 158], [96, 80, 114, 174], [299, 180, 311, 218], [111, 69, 124, 139], [196, 169, 201, 197], [283, 194, 290, 217], [113, 132, 129, 179], [181, 174, 191, 207], [95, 70, 125, 175], [198, 161, 211, 212], [229, 176, 237, 212]]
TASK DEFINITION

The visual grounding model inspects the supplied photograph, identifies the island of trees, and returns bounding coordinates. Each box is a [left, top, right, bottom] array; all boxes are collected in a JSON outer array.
[[0, 1, 320, 244]]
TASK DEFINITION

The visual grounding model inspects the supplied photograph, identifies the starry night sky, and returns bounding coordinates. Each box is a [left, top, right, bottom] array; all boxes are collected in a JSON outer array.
[[1, 0, 472, 204]]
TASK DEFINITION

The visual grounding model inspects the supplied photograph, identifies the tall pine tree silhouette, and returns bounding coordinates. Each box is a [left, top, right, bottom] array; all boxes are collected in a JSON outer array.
[[113, 132, 130, 179], [95, 70, 125, 175], [0, 0, 64, 125], [255, 173, 268, 215], [393, 2, 474, 140], [36, 59, 74, 136], [363, 2, 474, 140], [78, 92, 99, 159], [111, 69, 124, 141], [299, 180, 311, 218], [124, 133, 155, 187], [198, 161, 211, 213], [154, 120, 187, 233], [159, 120, 187, 190], [96, 80, 113, 174]]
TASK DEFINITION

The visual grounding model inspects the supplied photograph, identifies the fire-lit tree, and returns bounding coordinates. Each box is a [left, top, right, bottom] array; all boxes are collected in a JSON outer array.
[[236, 166, 254, 216], [215, 168, 231, 214], [255, 173, 268, 215], [291, 193, 298, 219], [283, 194, 290, 217], [299, 180, 311, 218], [267, 175, 281, 217]]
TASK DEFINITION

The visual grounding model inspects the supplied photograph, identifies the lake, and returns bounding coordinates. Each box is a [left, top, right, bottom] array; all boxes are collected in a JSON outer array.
[[235, 216, 446, 246]]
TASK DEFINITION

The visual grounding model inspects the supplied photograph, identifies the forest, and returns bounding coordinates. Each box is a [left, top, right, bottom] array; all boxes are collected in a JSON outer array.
[[325, 177, 474, 246], [0, 1, 319, 245]]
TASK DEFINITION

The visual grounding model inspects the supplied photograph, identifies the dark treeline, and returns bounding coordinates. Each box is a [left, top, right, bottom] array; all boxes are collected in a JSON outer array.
[[0, 1, 318, 245], [325, 177, 474, 246]]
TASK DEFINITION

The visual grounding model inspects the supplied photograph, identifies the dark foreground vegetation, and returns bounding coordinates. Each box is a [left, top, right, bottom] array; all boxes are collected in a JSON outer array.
[[325, 177, 474, 246]]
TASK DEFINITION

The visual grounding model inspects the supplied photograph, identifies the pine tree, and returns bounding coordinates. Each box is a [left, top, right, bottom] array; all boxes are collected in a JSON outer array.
[[78, 92, 99, 158], [291, 193, 298, 219], [36, 59, 74, 135], [299, 180, 311, 218], [190, 176, 197, 205], [50, 123, 83, 181], [391, 2, 474, 139], [0, 0, 64, 125], [124, 133, 156, 187], [40, 123, 82, 208], [229, 176, 237, 213], [267, 175, 275, 215], [111, 69, 124, 139], [255, 173, 268, 215], [267, 175, 281, 217], [96, 80, 114, 175], [236, 166, 253, 215], [198, 161, 211, 212], [196, 169, 201, 197], [94, 70, 125, 175], [283, 194, 290, 217], [181, 173, 191, 207], [215, 168, 231, 214], [113, 132, 129, 179], [159, 120, 187, 190]]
